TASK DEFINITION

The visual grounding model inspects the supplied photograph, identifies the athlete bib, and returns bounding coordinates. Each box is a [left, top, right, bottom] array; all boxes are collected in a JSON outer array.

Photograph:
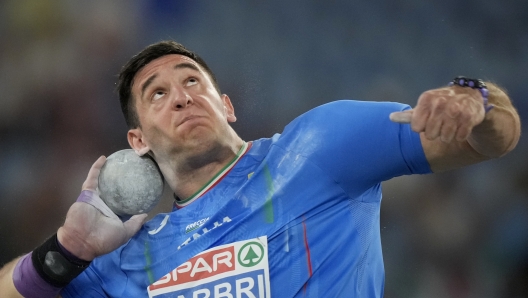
[[148, 237, 271, 298]]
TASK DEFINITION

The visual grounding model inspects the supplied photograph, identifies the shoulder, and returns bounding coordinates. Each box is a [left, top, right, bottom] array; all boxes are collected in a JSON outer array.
[[283, 100, 410, 132], [278, 100, 411, 142], [301, 100, 410, 119]]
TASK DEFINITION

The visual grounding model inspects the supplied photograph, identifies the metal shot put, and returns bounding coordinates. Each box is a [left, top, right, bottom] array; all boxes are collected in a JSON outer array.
[[98, 149, 164, 217]]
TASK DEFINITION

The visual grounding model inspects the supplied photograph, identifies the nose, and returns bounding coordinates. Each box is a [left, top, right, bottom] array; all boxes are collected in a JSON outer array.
[[171, 86, 193, 110]]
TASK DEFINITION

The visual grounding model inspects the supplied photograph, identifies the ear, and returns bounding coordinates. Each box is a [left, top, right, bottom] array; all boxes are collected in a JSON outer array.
[[222, 94, 237, 123], [127, 128, 151, 156]]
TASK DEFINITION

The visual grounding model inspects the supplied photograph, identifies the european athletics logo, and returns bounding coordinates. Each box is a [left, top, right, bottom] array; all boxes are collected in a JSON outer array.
[[148, 236, 271, 298]]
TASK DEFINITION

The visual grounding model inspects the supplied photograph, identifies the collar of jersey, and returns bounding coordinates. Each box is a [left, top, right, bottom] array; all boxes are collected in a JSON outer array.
[[174, 141, 251, 208]]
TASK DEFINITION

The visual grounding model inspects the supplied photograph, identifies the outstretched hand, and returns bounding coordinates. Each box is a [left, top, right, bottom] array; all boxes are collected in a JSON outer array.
[[57, 156, 148, 261], [389, 86, 486, 143]]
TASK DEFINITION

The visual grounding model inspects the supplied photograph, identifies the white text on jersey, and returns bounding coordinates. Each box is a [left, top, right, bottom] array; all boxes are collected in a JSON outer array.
[[178, 217, 232, 250]]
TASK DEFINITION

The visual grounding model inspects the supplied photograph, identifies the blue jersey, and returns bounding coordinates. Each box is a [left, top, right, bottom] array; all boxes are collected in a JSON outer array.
[[62, 100, 431, 297]]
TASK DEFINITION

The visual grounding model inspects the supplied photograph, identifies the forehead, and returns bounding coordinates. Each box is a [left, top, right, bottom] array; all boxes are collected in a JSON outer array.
[[132, 54, 203, 92]]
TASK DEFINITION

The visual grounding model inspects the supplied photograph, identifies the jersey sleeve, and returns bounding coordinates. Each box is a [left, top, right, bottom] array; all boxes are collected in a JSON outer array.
[[276, 100, 432, 198]]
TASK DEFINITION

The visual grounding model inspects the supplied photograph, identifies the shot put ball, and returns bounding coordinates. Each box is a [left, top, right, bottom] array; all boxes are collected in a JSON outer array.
[[98, 149, 164, 217]]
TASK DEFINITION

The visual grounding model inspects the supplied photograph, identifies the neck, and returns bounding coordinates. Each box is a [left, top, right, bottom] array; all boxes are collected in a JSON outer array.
[[158, 137, 245, 200]]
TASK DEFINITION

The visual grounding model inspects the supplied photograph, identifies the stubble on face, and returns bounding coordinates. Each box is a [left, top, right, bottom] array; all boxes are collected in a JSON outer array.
[[130, 54, 238, 173]]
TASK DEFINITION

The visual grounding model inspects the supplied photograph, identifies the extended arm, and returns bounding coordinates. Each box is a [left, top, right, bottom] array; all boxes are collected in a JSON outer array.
[[391, 81, 521, 172], [0, 157, 147, 298]]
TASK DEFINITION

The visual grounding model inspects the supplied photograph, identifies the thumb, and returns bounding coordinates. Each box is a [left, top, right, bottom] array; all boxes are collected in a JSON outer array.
[[389, 109, 414, 123], [82, 156, 107, 191], [123, 213, 148, 238]]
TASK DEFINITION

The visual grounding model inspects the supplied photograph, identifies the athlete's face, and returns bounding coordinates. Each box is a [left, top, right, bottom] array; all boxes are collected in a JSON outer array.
[[127, 54, 236, 159]]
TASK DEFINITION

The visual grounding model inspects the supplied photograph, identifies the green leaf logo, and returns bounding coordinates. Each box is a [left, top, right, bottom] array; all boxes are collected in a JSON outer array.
[[238, 242, 265, 267]]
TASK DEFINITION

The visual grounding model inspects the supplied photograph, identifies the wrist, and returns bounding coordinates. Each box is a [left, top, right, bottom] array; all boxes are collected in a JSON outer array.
[[12, 233, 92, 297], [32, 233, 91, 287], [57, 227, 96, 262], [449, 76, 494, 113]]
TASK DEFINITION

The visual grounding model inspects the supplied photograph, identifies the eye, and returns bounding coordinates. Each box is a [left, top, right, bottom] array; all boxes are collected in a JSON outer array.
[[152, 90, 165, 101], [186, 77, 198, 87]]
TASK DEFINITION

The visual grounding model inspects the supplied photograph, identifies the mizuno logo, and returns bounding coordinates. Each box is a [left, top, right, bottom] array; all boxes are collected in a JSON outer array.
[[178, 216, 232, 250], [185, 217, 210, 234]]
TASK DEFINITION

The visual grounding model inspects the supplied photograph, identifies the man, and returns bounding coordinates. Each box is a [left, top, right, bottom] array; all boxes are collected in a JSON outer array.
[[0, 41, 521, 297]]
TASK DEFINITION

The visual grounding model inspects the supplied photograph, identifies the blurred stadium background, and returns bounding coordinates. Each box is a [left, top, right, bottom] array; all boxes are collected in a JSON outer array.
[[0, 1, 526, 297]]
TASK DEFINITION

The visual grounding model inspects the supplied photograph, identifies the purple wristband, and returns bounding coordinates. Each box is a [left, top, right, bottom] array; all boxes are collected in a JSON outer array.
[[13, 253, 62, 298]]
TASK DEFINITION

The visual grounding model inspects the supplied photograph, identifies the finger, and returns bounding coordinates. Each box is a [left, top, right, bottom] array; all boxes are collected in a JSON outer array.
[[455, 123, 473, 142], [440, 121, 458, 143], [389, 110, 413, 123], [82, 156, 107, 191], [123, 214, 148, 238], [410, 103, 431, 133], [423, 95, 450, 140], [454, 100, 481, 141], [424, 117, 444, 140], [76, 190, 120, 220]]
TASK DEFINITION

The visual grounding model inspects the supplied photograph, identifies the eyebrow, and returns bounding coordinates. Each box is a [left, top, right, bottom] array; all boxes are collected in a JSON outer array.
[[174, 62, 200, 72], [140, 74, 158, 99], [139, 62, 201, 98]]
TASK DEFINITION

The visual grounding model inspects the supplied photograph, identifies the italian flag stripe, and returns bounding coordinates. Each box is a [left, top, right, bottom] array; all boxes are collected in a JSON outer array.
[[176, 142, 251, 208]]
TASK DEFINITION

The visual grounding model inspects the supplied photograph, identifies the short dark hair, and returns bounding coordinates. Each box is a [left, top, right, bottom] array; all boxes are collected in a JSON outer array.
[[117, 41, 220, 128]]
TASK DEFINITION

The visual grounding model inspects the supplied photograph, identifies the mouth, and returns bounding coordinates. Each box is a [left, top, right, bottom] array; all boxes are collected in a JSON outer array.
[[178, 115, 202, 126]]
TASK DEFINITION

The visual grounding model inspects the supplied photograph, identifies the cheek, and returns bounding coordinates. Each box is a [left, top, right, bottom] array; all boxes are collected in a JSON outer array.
[[140, 115, 172, 143], [202, 94, 226, 115], [143, 125, 173, 152], [139, 102, 171, 126]]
